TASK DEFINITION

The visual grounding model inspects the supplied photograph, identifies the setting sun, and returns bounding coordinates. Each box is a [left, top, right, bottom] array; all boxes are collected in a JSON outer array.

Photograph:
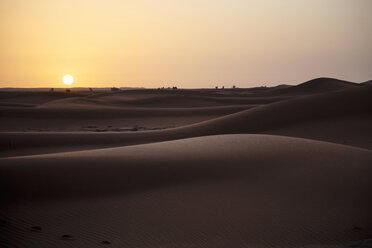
[[62, 75, 74, 85]]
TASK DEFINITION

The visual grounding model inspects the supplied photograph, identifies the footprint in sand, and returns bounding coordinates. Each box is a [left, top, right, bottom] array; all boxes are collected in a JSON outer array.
[[61, 234, 74, 240], [101, 240, 111, 245], [30, 226, 42, 232], [0, 219, 7, 226]]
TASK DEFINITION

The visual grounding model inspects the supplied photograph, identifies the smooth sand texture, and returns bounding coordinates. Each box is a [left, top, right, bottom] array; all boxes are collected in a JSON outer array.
[[0, 78, 371, 247], [266, 77, 359, 95], [1, 135, 372, 248], [1, 83, 371, 156]]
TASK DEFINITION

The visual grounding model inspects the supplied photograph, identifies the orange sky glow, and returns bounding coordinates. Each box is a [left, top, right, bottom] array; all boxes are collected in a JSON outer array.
[[0, 0, 371, 88]]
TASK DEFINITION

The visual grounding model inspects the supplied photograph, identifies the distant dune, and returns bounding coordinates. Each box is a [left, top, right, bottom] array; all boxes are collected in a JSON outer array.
[[36, 90, 289, 108], [1, 78, 371, 248], [1, 83, 371, 156], [361, 80, 372, 85], [266, 77, 360, 95], [0, 91, 87, 106]]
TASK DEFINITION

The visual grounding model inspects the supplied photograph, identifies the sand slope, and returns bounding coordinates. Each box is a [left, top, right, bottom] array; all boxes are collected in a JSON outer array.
[[1, 135, 371, 248], [1, 85, 370, 157], [1, 78, 371, 247], [38, 93, 288, 108], [0, 105, 254, 132], [266, 77, 360, 95], [0, 91, 87, 107]]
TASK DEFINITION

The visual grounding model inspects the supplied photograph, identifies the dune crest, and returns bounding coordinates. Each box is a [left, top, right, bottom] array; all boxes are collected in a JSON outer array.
[[1, 78, 371, 247], [1, 84, 371, 157], [1, 134, 371, 247]]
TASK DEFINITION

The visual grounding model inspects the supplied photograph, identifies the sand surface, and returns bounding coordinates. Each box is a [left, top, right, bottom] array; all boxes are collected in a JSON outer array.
[[1, 78, 371, 247]]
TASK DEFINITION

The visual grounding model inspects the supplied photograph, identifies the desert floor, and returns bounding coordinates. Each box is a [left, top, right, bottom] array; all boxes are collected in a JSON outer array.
[[0, 78, 371, 248]]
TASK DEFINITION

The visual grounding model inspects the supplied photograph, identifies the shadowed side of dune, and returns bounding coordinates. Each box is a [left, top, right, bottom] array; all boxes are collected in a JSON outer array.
[[0, 105, 254, 119], [180, 85, 371, 133], [37, 91, 289, 108], [1, 134, 370, 201], [0, 105, 256, 133], [1, 85, 371, 156], [0, 91, 87, 106], [0, 135, 371, 247], [266, 77, 360, 95], [361, 80, 372, 85]]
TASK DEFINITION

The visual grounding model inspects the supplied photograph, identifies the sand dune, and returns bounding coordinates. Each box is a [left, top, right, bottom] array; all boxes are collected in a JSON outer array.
[[181, 84, 371, 136], [361, 80, 372, 85], [37, 91, 289, 108], [266, 77, 360, 95], [1, 78, 371, 247], [0, 105, 254, 132], [0, 91, 88, 106], [1, 135, 371, 247], [1, 84, 370, 157]]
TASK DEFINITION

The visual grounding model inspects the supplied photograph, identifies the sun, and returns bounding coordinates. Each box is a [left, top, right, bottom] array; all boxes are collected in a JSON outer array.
[[63, 75, 74, 85]]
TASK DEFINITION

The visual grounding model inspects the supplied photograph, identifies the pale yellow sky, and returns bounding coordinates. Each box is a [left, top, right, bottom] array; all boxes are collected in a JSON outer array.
[[0, 0, 371, 88]]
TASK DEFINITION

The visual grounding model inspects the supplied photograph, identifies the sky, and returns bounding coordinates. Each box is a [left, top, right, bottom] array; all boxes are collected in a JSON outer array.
[[0, 0, 371, 88]]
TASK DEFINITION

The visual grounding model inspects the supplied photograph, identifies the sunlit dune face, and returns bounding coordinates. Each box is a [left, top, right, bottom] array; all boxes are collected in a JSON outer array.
[[63, 75, 74, 85]]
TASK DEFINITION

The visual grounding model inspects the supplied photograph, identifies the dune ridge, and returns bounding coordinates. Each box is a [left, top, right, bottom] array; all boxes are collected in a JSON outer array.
[[264, 77, 360, 95], [1, 84, 371, 157], [1, 78, 371, 248], [1, 134, 371, 248]]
